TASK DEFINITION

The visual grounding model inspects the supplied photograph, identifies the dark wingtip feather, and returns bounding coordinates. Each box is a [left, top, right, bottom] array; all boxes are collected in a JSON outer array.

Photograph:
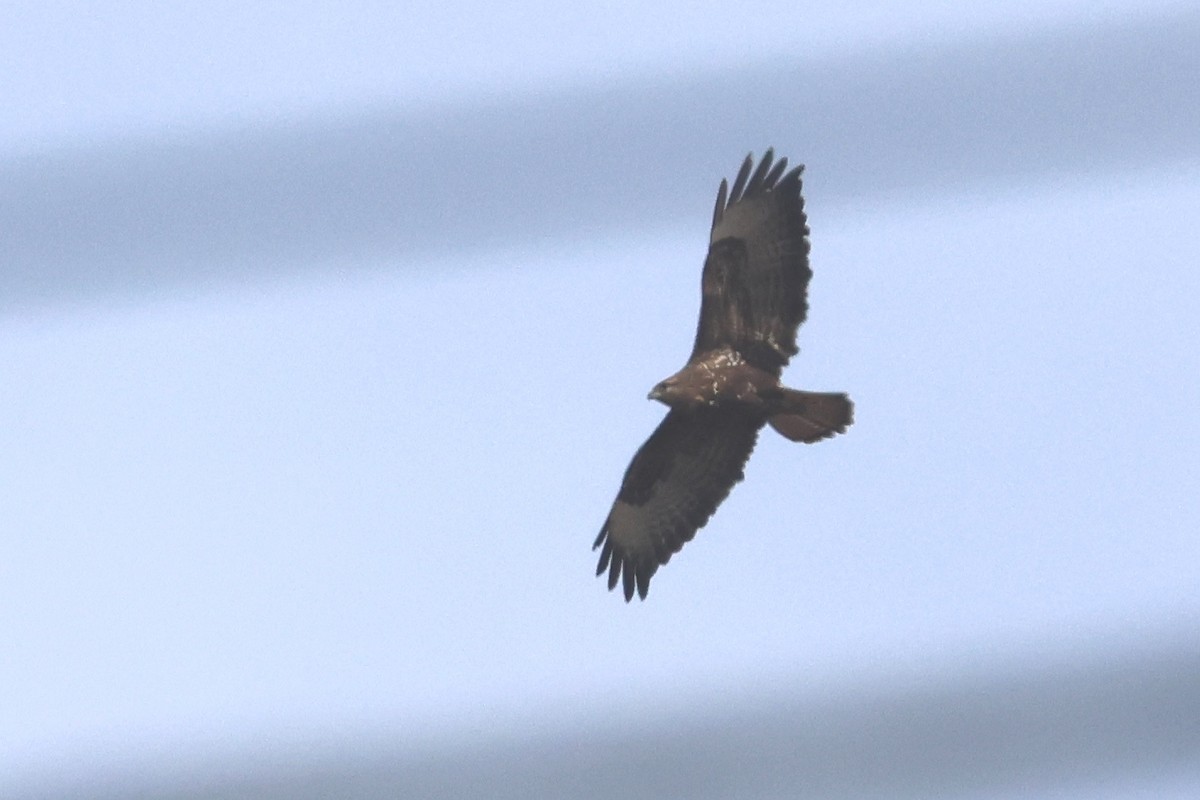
[[635, 566, 651, 600], [622, 563, 635, 602], [596, 545, 654, 601], [718, 150, 800, 219], [727, 152, 755, 204], [779, 163, 805, 193], [712, 178, 729, 229], [763, 156, 788, 188], [594, 536, 612, 575], [744, 149, 774, 197]]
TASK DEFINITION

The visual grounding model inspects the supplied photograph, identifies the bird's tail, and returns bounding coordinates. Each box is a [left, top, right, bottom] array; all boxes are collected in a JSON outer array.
[[768, 390, 853, 444]]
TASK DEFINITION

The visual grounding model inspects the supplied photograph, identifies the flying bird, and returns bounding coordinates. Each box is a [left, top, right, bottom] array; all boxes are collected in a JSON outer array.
[[593, 149, 853, 601]]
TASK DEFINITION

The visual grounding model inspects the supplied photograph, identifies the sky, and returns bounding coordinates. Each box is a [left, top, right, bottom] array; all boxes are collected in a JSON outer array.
[[2, 2, 1199, 797]]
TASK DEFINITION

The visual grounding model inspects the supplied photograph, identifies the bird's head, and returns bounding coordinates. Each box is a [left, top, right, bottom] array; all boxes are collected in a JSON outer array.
[[648, 378, 679, 405]]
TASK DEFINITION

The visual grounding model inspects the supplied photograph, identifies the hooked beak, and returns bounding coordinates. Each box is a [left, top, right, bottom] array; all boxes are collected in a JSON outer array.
[[647, 383, 666, 401]]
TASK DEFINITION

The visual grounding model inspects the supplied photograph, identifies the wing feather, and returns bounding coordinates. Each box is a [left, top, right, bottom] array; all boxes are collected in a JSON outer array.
[[763, 155, 789, 187], [727, 152, 755, 205], [711, 178, 729, 231], [744, 148, 775, 196], [693, 150, 812, 374], [593, 408, 761, 601]]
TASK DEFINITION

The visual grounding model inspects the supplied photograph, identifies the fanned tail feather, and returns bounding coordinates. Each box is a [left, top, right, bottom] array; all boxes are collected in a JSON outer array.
[[768, 390, 853, 443]]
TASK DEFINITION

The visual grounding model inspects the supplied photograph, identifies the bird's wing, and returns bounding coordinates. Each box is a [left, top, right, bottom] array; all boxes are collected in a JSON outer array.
[[691, 149, 812, 374], [593, 407, 761, 601]]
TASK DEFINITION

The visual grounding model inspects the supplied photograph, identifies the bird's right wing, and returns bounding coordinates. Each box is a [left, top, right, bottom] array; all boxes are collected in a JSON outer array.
[[593, 408, 761, 601]]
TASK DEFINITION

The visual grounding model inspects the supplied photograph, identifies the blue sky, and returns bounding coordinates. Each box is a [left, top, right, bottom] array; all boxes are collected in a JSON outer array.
[[3, 2, 1198, 796]]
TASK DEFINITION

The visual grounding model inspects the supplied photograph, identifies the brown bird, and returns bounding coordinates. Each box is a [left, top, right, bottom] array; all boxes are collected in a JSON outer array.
[[593, 149, 853, 601]]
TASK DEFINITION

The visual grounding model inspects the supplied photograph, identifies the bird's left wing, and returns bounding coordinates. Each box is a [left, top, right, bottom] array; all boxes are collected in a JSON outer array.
[[593, 408, 761, 601], [691, 149, 812, 374]]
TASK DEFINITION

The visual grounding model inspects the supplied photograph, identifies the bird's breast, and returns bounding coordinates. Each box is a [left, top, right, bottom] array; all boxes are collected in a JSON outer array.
[[669, 351, 776, 409]]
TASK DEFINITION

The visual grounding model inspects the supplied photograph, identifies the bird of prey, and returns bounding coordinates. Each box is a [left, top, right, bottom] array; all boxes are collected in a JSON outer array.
[[593, 149, 853, 601]]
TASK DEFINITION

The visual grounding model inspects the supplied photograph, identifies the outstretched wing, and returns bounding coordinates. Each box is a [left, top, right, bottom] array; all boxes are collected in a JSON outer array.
[[593, 408, 762, 601], [691, 149, 812, 374]]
